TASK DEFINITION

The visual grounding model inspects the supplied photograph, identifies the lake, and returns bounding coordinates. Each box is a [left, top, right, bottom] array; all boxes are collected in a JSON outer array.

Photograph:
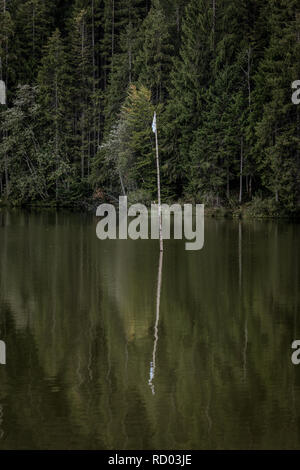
[[0, 210, 299, 449]]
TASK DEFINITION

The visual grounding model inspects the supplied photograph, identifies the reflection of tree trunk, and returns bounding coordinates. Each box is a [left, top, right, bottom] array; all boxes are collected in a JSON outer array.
[[238, 221, 242, 289], [149, 250, 163, 395], [154, 120, 163, 252], [239, 221, 248, 380], [239, 137, 243, 204], [0, 404, 4, 440], [243, 318, 248, 381]]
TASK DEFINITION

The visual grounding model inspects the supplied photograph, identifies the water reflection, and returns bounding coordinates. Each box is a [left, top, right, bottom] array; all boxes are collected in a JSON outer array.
[[149, 251, 163, 395], [0, 210, 299, 449]]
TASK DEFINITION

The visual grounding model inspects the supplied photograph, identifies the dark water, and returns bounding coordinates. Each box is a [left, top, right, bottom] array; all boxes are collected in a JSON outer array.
[[0, 210, 300, 450]]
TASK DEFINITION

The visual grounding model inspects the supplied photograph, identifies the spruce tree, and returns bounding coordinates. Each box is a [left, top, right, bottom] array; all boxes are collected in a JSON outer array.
[[37, 28, 71, 199], [255, 0, 300, 211], [163, 0, 213, 196]]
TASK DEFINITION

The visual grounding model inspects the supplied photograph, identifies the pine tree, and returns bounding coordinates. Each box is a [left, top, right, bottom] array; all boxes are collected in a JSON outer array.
[[189, 63, 246, 204], [0, 0, 15, 94], [68, 6, 94, 181], [134, 1, 173, 104], [255, 0, 300, 211], [14, 0, 54, 83], [37, 28, 71, 199], [163, 0, 213, 197], [102, 0, 147, 133]]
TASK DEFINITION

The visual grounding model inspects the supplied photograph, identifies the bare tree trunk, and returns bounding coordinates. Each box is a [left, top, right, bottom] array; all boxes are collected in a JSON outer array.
[[32, 3, 35, 60], [154, 115, 163, 252], [247, 46, 251, 109], [81, 111, 85, 179], [2, 1, 8, 196], [226, 166, 230, 199], [128, 33, 132, 83], [118, 168, 126, 196], [91, 0, 95, 91], [176, 4, 180, 36], [212, 0, 216, 51], [239, 137, 243, 204], [111, 0, 115, 72], [81, 18, 85, 179], [4, 139, 8, 196], [97, 112, 101, 147], [55, 69, 59, 199], [91, 0, 96, 161], [88, 130, 91, 176]]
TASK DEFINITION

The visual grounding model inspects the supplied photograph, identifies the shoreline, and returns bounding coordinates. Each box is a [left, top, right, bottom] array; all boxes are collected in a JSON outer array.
[[1, 200, 300, 220]]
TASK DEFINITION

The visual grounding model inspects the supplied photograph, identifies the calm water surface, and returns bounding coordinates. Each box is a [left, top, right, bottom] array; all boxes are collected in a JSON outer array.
[[0, 210, 299, 449]]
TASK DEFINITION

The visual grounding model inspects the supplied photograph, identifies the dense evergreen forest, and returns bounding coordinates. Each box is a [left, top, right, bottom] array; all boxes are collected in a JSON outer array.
[[0, 0, 299, 215]]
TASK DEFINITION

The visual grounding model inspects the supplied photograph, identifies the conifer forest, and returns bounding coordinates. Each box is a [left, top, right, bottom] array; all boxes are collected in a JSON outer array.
[[0, 0, 300, 216]]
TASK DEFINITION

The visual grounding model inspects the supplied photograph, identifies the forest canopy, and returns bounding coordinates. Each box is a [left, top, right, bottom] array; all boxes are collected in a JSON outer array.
[[0, 0, 300, 216]]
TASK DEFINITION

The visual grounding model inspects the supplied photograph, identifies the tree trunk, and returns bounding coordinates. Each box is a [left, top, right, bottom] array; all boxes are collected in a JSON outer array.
[[226, 166, 230, 199], [32, 3, 35, 59], [247, 46, 251, 109], [4, 137, 9, 196], [128, 33, 132, 83], [91, 0, 96, 160], [176, 4, 180, 36], [2, 0, 8, 195], [212, 0, 216, 51], [154, 117, 163, 252], [111, 0, 115, 72], [118, 168, 126, 196], [55, 69, 59, 200], [81, 111, 85, 179], [81, 17, 85, 179]]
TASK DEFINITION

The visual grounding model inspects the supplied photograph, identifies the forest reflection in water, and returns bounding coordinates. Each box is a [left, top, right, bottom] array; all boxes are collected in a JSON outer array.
[[0, 210, 300, 449]]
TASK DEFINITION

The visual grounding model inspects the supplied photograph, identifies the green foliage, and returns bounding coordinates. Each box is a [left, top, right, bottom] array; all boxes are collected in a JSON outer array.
[[92, 84, 157, 201], [0, 0, 299, 214], [0, 85, 50, 203], [135, 3, 173, 104]]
